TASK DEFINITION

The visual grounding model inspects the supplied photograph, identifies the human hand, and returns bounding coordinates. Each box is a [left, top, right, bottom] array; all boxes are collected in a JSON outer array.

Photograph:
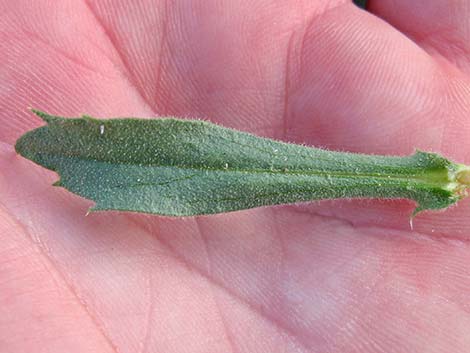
[[2, 1, 470, 352]]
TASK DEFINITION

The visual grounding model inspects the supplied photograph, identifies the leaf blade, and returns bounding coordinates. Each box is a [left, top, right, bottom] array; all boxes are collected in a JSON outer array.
[[15, 110, 470, 216]]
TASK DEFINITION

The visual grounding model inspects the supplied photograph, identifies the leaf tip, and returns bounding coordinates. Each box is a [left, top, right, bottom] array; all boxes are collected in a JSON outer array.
[[14, 135, 25, 155]]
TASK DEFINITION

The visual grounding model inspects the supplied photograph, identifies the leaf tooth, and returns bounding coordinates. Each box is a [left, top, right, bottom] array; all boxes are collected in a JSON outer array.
[[81, 114, 95, 121], [30, 108, 61, 123]]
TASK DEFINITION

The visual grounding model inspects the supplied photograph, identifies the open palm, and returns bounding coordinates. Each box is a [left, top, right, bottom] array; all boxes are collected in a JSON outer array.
[[2, 1, 470, 352]]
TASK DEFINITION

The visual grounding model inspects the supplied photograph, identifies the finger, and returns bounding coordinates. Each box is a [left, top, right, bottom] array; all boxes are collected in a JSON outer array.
[[66, 0, 470, 160], [80, 0, 352, 134], [0, 0, 348, 143], [368, 0, 470, 72], [0, 0, 155, 145], [281, 2, 470, 231], [284, 4, 470, 157]]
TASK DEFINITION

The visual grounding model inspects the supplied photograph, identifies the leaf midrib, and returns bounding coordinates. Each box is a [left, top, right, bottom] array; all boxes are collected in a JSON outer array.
[[38, 150, 451, 188]]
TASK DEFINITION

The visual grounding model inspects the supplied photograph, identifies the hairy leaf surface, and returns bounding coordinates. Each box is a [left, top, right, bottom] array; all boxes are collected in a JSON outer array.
[[15, 110, 470, 216]]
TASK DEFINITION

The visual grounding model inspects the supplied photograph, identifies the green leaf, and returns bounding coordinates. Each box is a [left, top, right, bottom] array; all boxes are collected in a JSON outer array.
[[15, 110, 470, 217]]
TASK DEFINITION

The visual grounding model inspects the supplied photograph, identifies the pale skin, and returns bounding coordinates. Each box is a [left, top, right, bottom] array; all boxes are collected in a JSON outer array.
[[2, 0, 470, 352]]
